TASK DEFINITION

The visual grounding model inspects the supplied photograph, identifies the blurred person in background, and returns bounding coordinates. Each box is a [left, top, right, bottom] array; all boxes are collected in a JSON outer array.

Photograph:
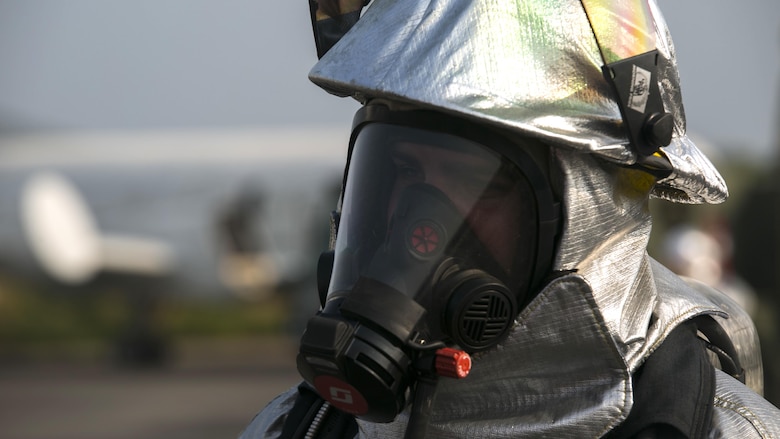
[[661, 216, 759, 317], [242, 0, 780, 437]]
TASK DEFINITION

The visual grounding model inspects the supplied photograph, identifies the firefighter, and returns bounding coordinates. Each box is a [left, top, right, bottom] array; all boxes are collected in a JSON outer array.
[[242, 0, 780, 437]]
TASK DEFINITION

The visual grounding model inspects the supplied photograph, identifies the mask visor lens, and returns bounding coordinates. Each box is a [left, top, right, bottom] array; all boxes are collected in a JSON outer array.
[[328, 124, 538, 304]]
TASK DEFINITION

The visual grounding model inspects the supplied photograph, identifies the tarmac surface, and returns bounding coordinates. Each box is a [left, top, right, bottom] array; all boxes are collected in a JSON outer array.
[[0, 336, 302, 439]]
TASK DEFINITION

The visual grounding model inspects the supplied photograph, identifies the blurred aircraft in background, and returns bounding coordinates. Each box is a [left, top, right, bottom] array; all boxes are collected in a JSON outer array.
[[0, 127, 346, 362]]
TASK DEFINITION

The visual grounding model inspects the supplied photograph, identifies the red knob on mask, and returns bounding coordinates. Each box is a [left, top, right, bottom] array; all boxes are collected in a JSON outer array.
[[435, 347, 471, 379]]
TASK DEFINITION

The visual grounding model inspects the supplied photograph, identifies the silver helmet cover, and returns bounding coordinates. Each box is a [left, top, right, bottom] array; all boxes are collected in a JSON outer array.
[[309, 0, 728, 204]]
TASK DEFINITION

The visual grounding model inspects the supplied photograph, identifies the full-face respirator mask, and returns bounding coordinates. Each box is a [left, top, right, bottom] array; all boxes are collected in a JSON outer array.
[[297, 107, 560, 426]]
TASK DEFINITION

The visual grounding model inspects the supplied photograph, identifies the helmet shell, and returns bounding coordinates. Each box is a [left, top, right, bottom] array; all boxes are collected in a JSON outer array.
[[309, 0, 727, 204]]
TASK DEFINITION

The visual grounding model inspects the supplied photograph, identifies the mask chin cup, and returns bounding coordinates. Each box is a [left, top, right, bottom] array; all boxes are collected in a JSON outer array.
[[436, 261, 517, 352]]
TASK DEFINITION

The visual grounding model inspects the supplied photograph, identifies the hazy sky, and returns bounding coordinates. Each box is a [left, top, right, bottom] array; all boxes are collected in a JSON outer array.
[[0, 1, 778, 159], [657, 0, 780, 160]]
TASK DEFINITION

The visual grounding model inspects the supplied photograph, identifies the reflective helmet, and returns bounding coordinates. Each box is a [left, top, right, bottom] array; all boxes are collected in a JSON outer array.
[[308, 0, 727, 204]]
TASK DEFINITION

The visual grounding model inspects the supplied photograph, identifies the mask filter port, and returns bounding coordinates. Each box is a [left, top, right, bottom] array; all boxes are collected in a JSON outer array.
[[438, 266, 517, 352]]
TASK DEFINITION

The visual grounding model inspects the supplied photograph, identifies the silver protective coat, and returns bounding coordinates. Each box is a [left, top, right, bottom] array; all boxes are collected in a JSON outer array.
[[240, 261, 780, 438]]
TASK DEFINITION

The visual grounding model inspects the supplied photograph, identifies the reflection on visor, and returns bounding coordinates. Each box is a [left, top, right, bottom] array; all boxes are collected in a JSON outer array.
[[329, 124, 539, 305], [580, 0, 657, 64], [389, 142, 513, 221]]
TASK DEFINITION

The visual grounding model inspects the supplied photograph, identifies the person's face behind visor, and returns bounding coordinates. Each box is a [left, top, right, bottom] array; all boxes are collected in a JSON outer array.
[[329, 123, 539, 306], [389, 141, 532, 275]]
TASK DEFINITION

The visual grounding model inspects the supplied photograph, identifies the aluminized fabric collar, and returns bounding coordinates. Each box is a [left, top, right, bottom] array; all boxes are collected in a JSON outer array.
[[309, 0, 727, 204], [353, 266, 729, 438], [357, 274, 633, 438]]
